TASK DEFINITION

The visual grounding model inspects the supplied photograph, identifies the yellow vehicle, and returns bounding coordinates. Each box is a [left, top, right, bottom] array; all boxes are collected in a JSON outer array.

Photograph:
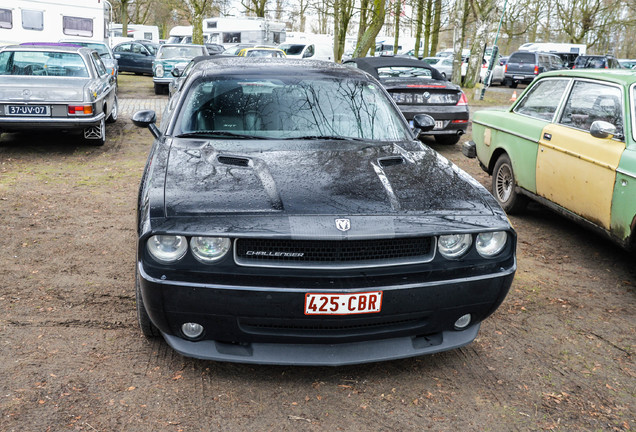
[[236, 47, 286, 58]]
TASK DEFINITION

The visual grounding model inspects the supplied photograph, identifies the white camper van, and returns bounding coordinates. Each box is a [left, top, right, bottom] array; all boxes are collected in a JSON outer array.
[[110, 24, 159, 43], [0, 0, 111, 46], [203, 17, 286, 46]]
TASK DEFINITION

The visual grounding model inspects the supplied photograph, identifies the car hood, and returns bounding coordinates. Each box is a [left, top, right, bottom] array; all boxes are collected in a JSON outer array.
[[162, 138, 495, 218], [0, 77, 90, 102]]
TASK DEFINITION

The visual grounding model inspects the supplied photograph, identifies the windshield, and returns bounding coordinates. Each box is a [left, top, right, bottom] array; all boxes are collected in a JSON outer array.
[[158, 46, 202, 59], [0, 50, 89, 77], [177, 76, 411, 141], [66, 42, 110, 58], [278, 44, 305, 55], [376, 66, 433, 79]]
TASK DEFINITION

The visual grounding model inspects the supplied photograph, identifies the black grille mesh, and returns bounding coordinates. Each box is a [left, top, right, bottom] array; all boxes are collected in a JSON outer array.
[[235, 237, 433, 266]]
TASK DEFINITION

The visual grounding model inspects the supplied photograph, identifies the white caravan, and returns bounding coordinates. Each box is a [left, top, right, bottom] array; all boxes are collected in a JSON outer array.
[[110, 24, 159, 43], [0, 0, 111, 46], [202, 17, 286, 46]]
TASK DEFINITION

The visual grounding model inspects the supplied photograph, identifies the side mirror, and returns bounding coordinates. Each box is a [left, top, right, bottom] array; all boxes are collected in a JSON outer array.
[[132, 110, 160, 139], [412, 114, 436, 133], [171, 67, 181, 77], [590, 120, 616, 139]]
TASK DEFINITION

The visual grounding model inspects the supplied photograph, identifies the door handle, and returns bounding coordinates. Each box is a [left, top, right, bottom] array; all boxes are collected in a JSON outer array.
[[543, 133, 552, 141]]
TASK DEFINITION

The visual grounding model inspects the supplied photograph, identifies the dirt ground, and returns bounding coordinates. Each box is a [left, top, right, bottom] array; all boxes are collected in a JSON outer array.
[[0, 74, 633, 432]]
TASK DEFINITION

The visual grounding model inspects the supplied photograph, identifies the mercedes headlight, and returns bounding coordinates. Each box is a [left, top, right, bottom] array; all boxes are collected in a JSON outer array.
[[155, 64, 164, 77]]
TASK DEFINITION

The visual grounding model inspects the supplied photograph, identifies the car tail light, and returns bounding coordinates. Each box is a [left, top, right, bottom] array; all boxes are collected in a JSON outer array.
[[504, 64, 508, 73], [456, 92, 468, 106], [68, 105, 93, 115], [534, 65, 539, 75]]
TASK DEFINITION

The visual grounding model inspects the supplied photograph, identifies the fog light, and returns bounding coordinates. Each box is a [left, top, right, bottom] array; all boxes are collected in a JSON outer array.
[[454, 314, 471, 330], [181, 322, 204, 339]]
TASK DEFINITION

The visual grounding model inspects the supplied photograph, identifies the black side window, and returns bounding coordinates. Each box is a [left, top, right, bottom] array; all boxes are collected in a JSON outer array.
[[514, 79, 569, 121]]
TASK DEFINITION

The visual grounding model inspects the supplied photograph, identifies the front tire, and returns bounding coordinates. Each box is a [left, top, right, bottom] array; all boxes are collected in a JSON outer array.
[[434, 134, 461, 145], [154, 83, 166, 95], [492, 154, 527, 213], [136, 270, 159, 338]]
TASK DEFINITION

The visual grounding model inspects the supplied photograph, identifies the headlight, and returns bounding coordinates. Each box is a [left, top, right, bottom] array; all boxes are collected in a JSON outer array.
[[155, 64, 164, 77], [147, 235, 187, 263], [190, 237, 231, 264], [476, 231, 508, 257], [438, 234, 472, 259]]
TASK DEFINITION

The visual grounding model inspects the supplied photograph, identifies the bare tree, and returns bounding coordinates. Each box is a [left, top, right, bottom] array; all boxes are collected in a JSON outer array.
[[353, 0, 386, 57], [242, 0, 269, 17], [463, 0, 497, 88], [413, 0, 424, 57], [334, 0, 356, 61], [181, 0, 213, 44]]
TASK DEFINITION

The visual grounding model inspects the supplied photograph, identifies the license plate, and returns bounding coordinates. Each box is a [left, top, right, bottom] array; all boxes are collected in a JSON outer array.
[[513, 75, 524, 80], [410, 120, 444, 130], [304, 291, 383, 315], [5, 105, 51, 116]]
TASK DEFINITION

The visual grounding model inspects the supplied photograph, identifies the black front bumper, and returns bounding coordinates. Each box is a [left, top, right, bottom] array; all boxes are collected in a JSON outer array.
[[138, 260, 515, 365]]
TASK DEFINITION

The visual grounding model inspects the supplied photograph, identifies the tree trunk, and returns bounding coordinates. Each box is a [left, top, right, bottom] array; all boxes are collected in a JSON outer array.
[[121, 0, 130, 37], [450, 0, 468, 85], [393, 0, 401, 54], [430, 0, 442, 56], [356, 0, 370, 49], [413, 0, 424, 58], [353, 0, 386, 58], [423, 0, 432, 57]]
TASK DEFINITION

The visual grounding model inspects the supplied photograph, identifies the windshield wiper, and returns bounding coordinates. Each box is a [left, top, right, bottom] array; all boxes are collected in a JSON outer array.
[[175, 130, 273, 139], [289, 135, 366, 142]]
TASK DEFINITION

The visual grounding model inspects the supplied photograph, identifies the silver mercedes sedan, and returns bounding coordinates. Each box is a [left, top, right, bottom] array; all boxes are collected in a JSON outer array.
[[0, 43, 118, 145]]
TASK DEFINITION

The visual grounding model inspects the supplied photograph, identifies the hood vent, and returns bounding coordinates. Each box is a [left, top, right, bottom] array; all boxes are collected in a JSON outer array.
[[378, 156, 405, 168], [218, 155, 250, 167]]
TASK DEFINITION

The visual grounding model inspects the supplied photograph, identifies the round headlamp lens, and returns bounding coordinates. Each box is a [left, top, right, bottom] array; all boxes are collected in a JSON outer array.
[[155, 64, 164, 77], [476, 231, 508, 257], [147, 235, 187, 263], [190, 237, 231, 263], [438, 234, 472, 259]]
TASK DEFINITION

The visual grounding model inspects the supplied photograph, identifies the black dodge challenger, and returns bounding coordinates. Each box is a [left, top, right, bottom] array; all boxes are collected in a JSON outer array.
[[132, 57, 516, 366]]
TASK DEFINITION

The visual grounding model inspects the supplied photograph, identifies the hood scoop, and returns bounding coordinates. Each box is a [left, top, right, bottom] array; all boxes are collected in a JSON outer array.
[[378, 156, 405, 168], [218, 155, 251, 167]]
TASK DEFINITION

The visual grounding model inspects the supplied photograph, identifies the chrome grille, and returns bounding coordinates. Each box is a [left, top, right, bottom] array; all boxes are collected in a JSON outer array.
[[234, 237, 435, 269]]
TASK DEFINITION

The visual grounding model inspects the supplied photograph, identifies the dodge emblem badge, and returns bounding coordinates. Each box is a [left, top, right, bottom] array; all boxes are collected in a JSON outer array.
[[335, 218, 351, 232]]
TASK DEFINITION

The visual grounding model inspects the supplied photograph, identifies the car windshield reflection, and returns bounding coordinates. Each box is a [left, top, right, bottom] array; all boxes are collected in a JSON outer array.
[[178, 77, 411, 141]]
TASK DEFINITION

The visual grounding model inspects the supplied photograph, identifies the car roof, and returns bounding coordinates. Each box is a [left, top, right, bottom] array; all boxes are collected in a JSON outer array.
[[160, 43, 205, 48], [3, 44, 91, 54], [185, 57, 370, 80], [344, 56, 445, 81], [538, 68, 636, 85]]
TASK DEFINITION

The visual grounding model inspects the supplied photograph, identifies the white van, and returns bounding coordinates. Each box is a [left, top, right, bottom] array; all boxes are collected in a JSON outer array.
[[278, 42, 333, 61]]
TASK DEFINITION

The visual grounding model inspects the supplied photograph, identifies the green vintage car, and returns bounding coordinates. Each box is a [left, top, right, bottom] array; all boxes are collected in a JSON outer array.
[[463, 69, 636, 250], [153, 44, 208, 95]]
